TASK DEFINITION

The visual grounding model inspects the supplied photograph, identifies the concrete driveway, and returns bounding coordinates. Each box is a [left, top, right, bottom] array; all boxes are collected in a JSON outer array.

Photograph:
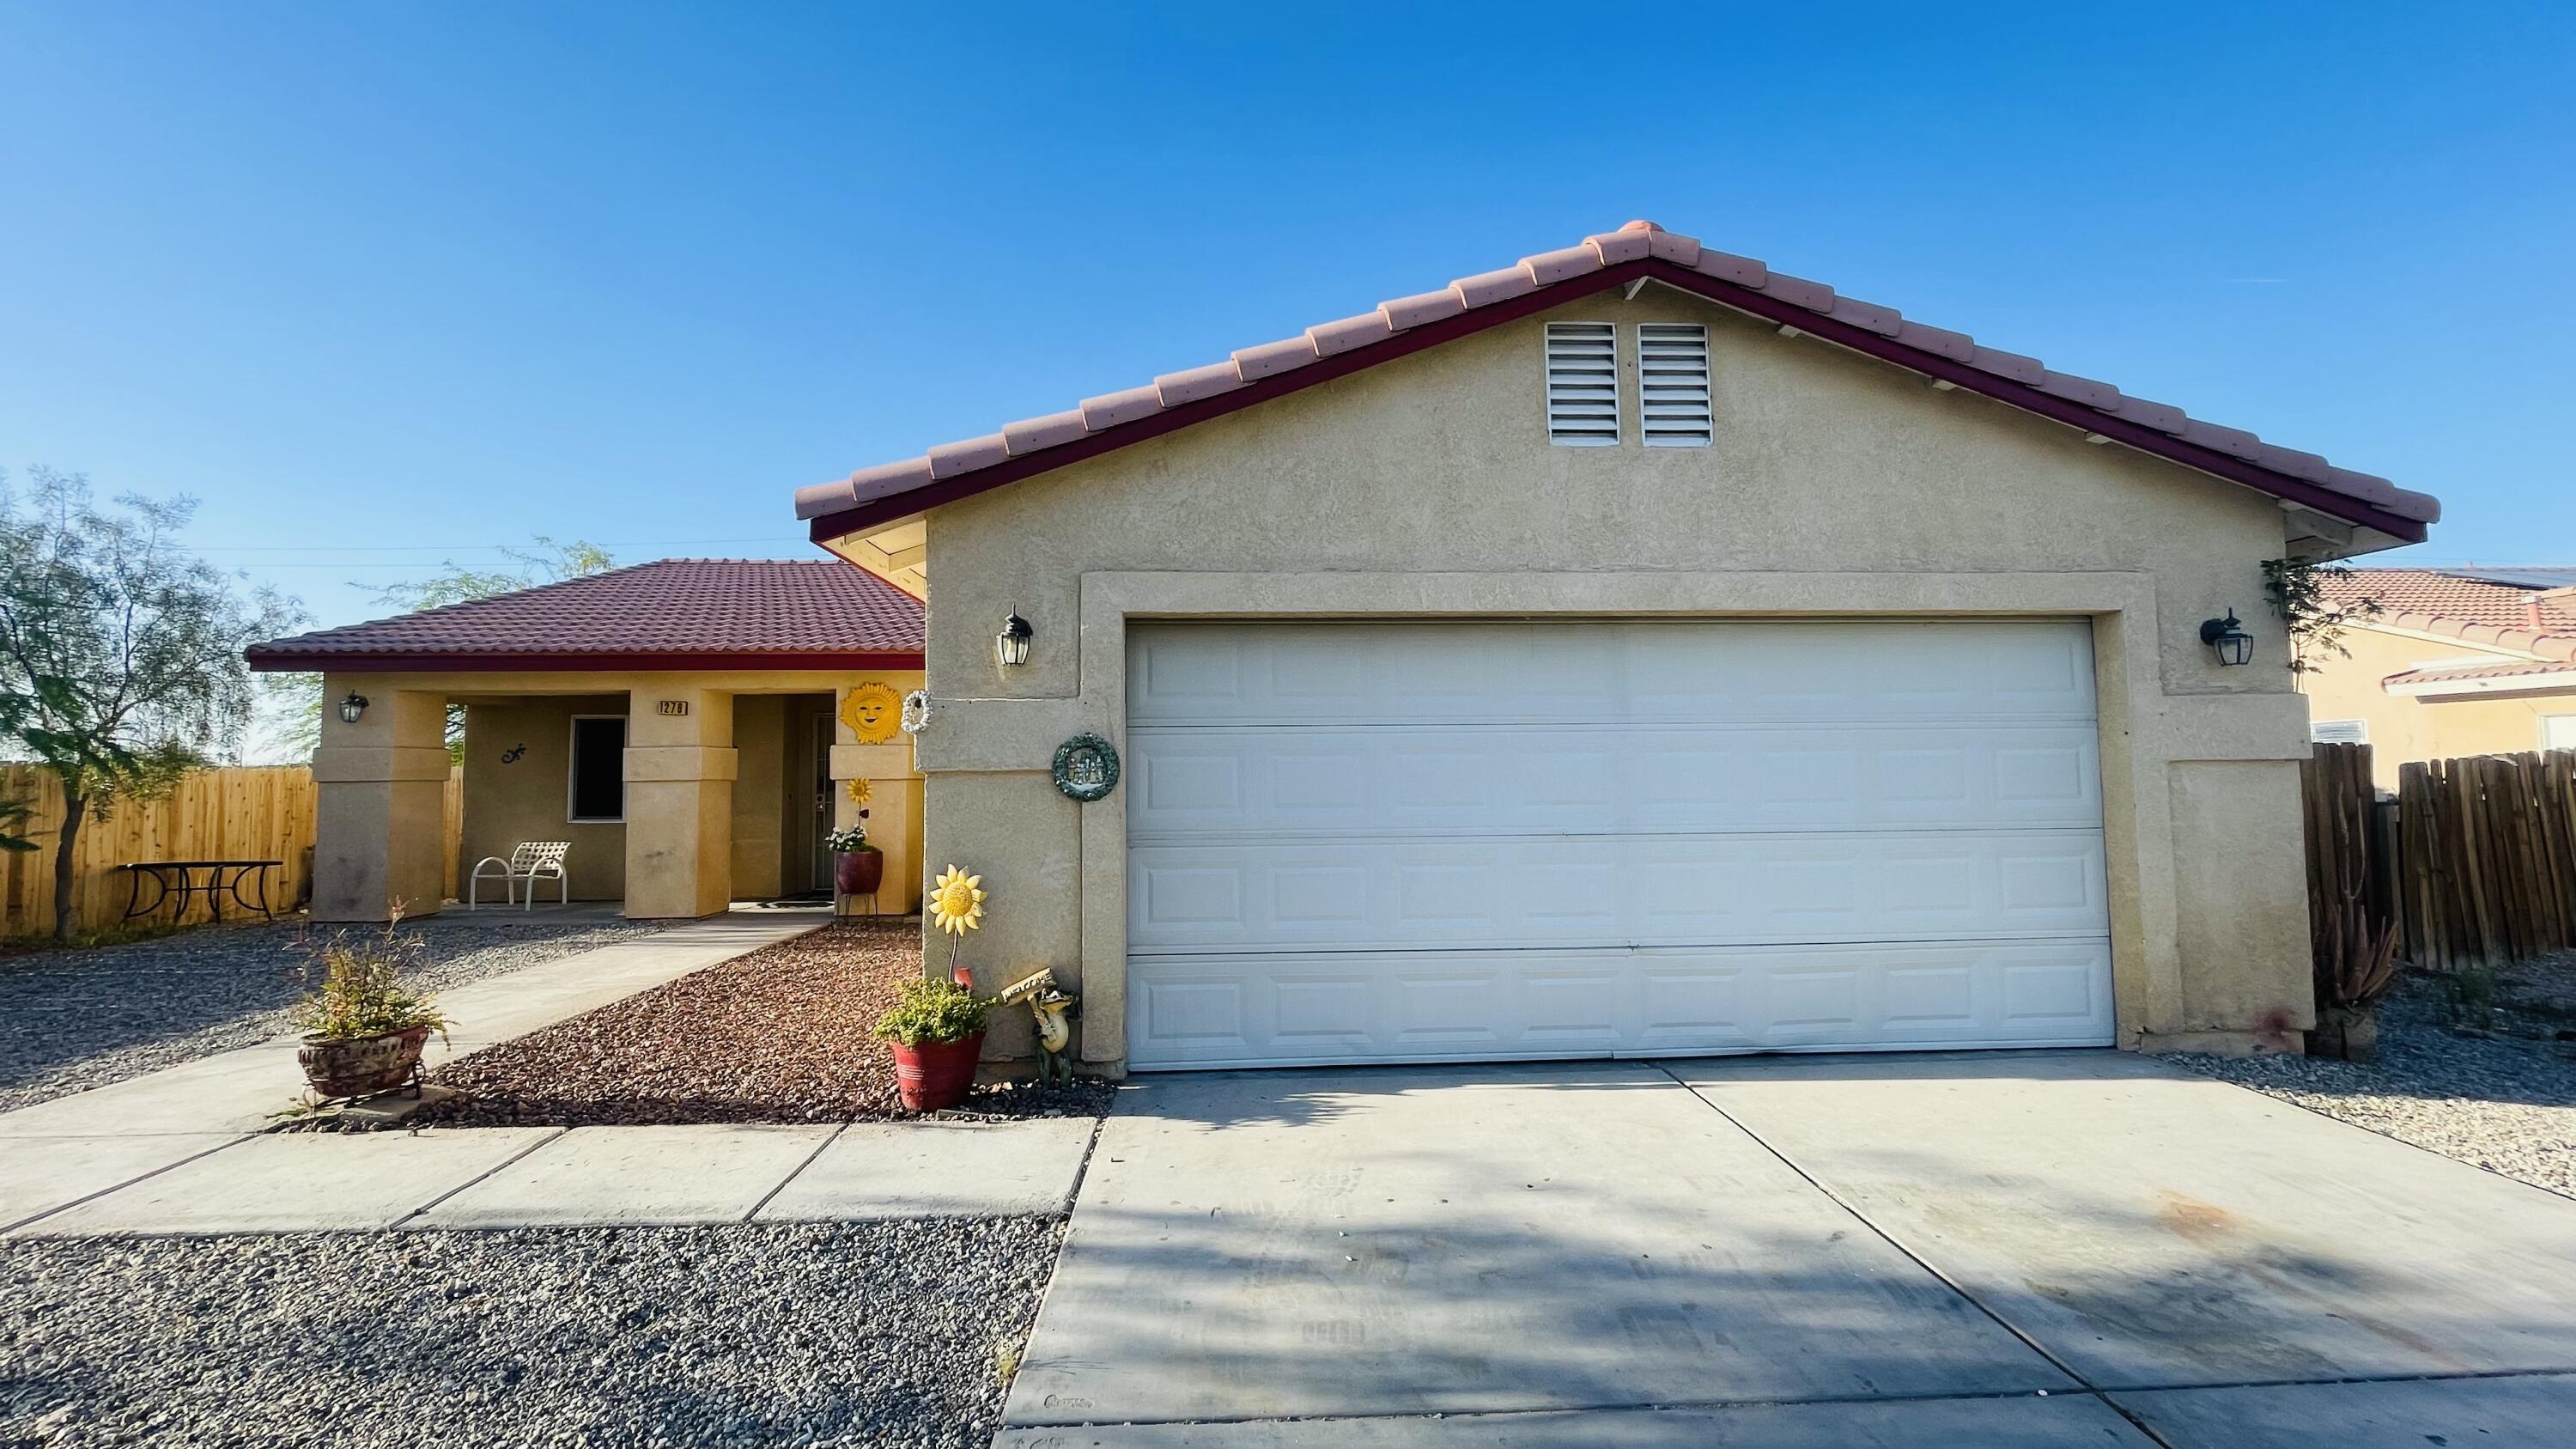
[[997, 1051, 2576, 1447]]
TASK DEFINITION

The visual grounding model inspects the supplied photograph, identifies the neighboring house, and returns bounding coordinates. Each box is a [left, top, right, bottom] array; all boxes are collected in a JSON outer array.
[[793, 219, 2439, 1071], [247, 559, 927, 920], [2301, 566, 2576, 784]]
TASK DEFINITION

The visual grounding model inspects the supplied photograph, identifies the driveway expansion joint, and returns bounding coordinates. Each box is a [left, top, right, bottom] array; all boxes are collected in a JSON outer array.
[[1649, 1061, 2182, 1447]]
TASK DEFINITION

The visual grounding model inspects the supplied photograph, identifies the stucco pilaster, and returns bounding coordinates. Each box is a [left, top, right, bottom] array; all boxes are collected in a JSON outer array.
[[623, 687, 736, 919], [309, 678, 449, 922]]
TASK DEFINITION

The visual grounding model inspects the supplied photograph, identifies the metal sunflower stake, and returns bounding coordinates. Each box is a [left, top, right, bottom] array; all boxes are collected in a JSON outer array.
[[927, 865, 986, 986]]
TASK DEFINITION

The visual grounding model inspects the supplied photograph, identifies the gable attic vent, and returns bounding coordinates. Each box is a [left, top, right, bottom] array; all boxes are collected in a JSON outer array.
[[1637, 323, 1712, 447], [1544, 321, 1620, 446]]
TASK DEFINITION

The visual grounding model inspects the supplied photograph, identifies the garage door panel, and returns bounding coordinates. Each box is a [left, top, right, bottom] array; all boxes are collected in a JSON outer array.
[[1128, 831, 2109, 953], [1127, 941, 2118, 1068], [1127, 621, 2112, 1069], [1129, 620, 2095, 727], [1129, 724, 2104, 837]]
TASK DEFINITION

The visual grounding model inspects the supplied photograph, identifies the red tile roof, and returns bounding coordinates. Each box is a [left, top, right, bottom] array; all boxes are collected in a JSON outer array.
[[246, 559, 924, 673], [796, 220, 2439, 543], [2385, 659, 2576, 688], [2325, 568, 2576, 664]]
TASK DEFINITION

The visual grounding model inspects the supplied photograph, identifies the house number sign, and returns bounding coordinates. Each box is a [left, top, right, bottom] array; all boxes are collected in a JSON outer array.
[[1052, 733, 1120, 802], [656, 700, 690, 717]]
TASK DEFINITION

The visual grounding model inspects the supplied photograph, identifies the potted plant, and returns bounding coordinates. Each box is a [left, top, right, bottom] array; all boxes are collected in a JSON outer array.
[[874, 977, 991, 1111], [827, 813, 882, 898], [290, 913, 451, 1099]]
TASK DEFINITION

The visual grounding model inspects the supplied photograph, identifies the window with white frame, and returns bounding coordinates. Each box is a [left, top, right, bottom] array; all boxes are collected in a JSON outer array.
[[568, 715, 627, 823], [2311, 718, 2369, 745], [1637, 323, 1712, 447], [1543, 321, 1620, 445], [2546, 715, 2576, 753]]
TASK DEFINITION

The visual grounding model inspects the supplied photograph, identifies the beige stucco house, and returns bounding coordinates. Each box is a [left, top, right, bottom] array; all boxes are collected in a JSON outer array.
[[795, 219, 2442, 1073], [2300, 567, 2576, 786], [248, 559, 927, 922]]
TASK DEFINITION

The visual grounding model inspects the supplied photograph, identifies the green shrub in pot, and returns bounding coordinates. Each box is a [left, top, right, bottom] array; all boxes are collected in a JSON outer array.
[[872, 977, 990, 1046]]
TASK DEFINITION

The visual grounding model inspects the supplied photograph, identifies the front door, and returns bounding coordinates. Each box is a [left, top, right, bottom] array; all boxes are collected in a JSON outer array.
[[812, 713, 836, 892]]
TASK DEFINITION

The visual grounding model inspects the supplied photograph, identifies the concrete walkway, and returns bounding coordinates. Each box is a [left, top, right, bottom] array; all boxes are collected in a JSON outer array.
[[997, 1051, 2576, 1448], [1, 910, 1095, 1235]]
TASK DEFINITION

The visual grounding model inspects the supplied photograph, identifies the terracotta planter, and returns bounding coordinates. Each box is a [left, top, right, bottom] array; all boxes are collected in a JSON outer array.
[[297, 1025, 430, 1099], [888, 1031, 985, 1112], [834, 848, 884, 897]]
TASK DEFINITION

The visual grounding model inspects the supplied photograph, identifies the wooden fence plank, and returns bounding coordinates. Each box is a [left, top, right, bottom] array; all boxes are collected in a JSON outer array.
[[0, 764, 467, 937]]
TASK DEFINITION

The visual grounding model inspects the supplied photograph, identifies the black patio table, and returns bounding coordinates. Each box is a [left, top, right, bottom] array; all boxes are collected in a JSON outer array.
[[117, 859, 283, 924]]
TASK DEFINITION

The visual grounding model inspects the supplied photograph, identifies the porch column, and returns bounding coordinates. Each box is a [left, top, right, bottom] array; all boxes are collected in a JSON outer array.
[[309, 677, 449, 922], [830, 732, 924, 916], [623, 686, 736, 919]]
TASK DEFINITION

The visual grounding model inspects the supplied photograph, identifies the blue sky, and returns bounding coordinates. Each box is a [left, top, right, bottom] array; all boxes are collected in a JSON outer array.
[[3, 2, 2571, 630]]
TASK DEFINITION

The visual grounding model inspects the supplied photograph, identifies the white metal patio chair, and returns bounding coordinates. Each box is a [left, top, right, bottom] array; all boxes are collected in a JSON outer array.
[[468, 842, 571, 910]]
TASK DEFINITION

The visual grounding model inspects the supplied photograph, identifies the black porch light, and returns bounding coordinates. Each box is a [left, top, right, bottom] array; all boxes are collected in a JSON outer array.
[[337, 691, 370, 724], [2199, 611, 2254, 667], [996, 613, 1033, 669]]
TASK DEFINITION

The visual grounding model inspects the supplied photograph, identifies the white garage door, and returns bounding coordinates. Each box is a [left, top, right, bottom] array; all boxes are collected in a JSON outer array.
[[1124, 620, 2115, 1069]]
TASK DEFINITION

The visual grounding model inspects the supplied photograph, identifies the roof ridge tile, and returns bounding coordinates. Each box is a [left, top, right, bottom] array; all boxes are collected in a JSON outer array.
[[791, 222, 2439, 535]]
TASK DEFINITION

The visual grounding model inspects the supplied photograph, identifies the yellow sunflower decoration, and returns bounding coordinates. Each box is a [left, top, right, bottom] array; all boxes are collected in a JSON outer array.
[[930, 866, 985, 935], [929, 865, 987, 986]]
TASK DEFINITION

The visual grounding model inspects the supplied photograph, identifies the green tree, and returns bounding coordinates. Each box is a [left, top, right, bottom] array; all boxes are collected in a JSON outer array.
[[262, 537, 616, 762], [369, 537, 616, 613], [0, 467, 304, 940]]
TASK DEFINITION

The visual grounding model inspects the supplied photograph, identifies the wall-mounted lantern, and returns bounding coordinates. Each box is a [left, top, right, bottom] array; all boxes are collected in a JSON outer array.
[[996, 612, 1034, 669], [2199, 611, 2254, 667], [337, 692, 370, 724]]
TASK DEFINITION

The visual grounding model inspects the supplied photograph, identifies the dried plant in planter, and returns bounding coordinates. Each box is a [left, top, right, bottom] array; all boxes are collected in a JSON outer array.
[[290, 909, 451, 1099], [2305, 741, 2399, 1062]]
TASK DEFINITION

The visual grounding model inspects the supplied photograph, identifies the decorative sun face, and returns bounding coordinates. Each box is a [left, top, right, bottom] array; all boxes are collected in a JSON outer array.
[[841, 682, 904, 744], [930, 865, 986, 936]]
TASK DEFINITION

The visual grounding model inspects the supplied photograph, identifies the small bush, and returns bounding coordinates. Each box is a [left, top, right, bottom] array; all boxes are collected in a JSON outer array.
[[2443, 965, 2499, 1032], [872, 977, 990, 1046], [291, 919, 450, 1044]]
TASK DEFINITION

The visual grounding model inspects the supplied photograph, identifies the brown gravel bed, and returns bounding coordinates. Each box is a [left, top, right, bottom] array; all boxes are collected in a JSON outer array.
[[411, 920, 1114, 1127]]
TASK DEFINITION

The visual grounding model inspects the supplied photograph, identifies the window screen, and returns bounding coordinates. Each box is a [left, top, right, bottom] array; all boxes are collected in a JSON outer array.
[[568, 715, 627, 822]]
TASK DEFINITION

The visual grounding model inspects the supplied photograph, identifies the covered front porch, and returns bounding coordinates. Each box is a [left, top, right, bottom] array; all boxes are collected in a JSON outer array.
[[310, 668, 922, 921], [245, 557, 931, 923]]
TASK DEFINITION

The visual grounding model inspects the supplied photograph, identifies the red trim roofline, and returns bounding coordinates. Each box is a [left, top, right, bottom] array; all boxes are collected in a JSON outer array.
[[243, 649, 924, 674], [807, 253, 2430, 548]]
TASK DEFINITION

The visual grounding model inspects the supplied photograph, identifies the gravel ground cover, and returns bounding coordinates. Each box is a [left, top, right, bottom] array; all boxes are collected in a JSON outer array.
[[416, 921, 1114, 1127], [2178, 971, 2576, 1200], [0, 916, 665, 1114], [0, 1217, 1058, 1448]]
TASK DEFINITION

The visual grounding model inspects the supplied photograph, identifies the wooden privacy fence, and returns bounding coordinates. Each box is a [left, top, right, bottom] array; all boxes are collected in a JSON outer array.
[[0, 764, 467, 938], [2395, 749, 2576, 971]]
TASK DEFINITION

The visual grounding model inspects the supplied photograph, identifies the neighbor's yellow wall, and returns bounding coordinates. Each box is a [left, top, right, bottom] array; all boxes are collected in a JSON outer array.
[[912, 283, 2323, 1066], [2300, 626, 2576, 786]]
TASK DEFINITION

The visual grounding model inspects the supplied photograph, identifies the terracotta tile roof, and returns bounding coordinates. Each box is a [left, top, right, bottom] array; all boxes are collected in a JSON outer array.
[[2325, 568, 2576, 664], [246, 559, 923, 672], [797, 220, 2439, 542]]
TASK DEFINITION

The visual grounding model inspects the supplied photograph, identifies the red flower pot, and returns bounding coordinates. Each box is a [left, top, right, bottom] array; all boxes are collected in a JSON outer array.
[[888, 1031, 984, 1112], [834, 848, 884, 896]]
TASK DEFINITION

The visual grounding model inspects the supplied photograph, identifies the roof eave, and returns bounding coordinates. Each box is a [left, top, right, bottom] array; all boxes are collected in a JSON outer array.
[[805, 254, 2431, 548], [242, 648, 925, 675]]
